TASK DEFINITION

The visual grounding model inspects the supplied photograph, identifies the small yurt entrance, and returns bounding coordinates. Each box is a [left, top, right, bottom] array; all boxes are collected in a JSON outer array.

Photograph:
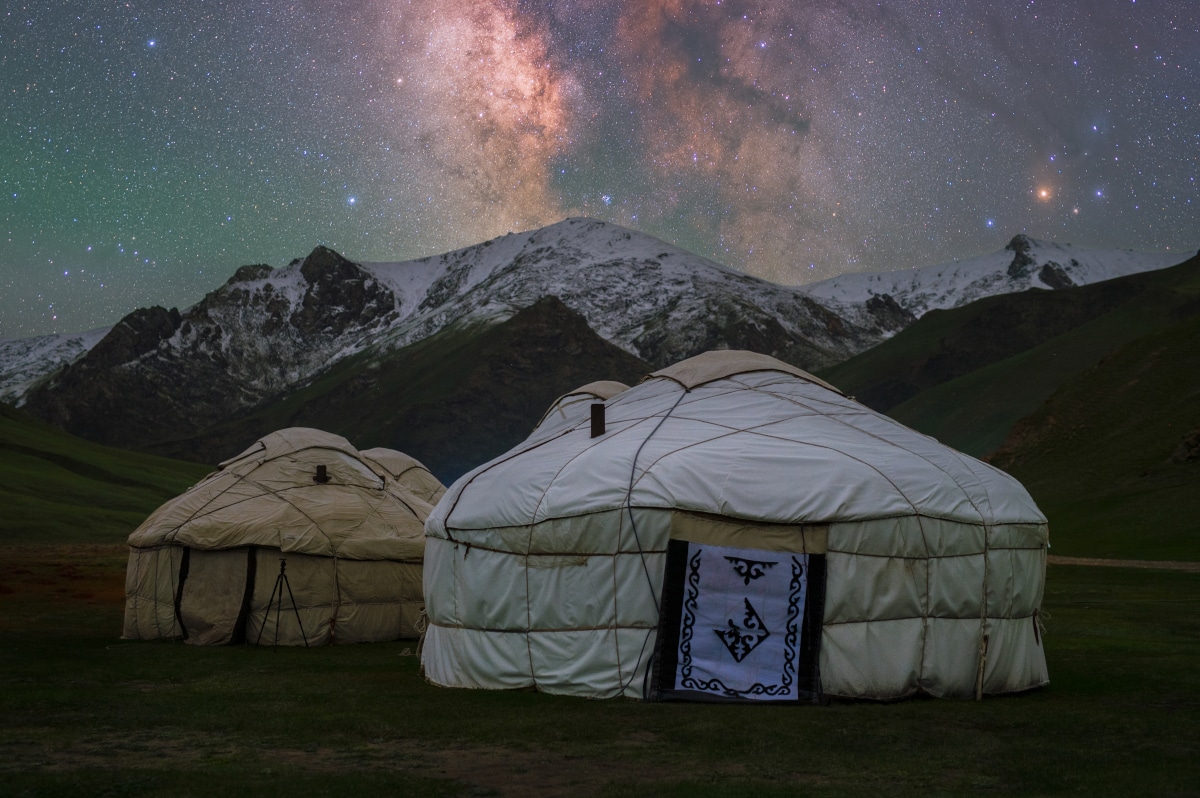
[[175, 547, 257, 645], [170, 547, 321, 647]]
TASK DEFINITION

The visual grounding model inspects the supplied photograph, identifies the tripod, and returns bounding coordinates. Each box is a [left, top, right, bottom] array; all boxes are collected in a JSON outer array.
[[255, 558, 310, 647]]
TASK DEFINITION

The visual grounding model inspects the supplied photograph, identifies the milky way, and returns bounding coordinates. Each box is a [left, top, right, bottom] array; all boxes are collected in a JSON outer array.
[[2, 1, 1197, 337], [371, 3, 573, 232]]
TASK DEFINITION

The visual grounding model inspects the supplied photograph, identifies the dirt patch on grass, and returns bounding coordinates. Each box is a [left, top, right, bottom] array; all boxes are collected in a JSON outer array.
[[274, 739, 680, 796], [0, 545, 127, 596], [0, 730, 683, 796], [0, 545, 127, 629], [0, 729, 216, 773], [1048, 555, 1200, 573]]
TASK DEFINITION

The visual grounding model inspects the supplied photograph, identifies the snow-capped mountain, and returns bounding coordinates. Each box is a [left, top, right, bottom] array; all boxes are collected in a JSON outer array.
[[15, 219, 904, 449], [7, 219, 1192, 455], [19, 247, 404, 446], [0, 327, 110, 405], [801, 234, 1191, 327], [6, 218, 902, 415], [358, 217, 896, 367]]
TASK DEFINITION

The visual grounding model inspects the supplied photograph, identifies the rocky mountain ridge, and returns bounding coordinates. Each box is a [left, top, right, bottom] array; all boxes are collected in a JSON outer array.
[[355, 217, 903, 368], [803, 234, 1191, 327], [15, 219, 905, 450], [20, 245, 407, 448], [4, 220, 1191, 451], [6, 218, 902, 414], [142, 296, 653, 479]]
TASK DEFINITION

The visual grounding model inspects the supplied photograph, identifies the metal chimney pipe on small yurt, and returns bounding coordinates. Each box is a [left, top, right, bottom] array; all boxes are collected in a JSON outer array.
[[590, 403, 606, 437]]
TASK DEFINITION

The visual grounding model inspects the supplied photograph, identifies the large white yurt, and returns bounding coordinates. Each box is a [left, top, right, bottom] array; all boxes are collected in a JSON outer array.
[[123, 428, 432, 646], [421, 351, 1049, 701]]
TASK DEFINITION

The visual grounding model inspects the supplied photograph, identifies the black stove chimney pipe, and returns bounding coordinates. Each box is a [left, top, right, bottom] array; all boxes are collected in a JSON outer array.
[[590, 403, 606, 438]]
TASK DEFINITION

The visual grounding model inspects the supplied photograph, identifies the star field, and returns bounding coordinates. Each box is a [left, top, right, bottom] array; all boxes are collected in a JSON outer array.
[[3, 1, 1197, 337]]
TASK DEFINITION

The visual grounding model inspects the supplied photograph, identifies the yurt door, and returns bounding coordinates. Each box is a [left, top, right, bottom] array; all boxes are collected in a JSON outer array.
[[650, 540, 825, 702], [176, 548, 255, 645]]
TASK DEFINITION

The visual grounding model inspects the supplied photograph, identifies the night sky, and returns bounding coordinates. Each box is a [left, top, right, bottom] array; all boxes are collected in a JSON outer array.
[[3, 1, 1197, 338]]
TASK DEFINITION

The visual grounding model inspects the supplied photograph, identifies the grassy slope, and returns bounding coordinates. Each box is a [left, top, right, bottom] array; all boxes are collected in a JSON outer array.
[[989, 313, 1200, 561], [819, 253, 1200, 458], [1, 551, 1197, 796], [0, 404, 210, 545]]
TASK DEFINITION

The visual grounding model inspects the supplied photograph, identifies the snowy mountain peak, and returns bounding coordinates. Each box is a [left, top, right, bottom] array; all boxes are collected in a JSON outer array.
[[801, 235, 1191, 323], [5, 219, 1189, 430], [359, 216, 874, 367], [0, 327, 111, 405], [1005, 233, 1034, 252], [228, 263, 274, 284], [11, 217, 888, 440]]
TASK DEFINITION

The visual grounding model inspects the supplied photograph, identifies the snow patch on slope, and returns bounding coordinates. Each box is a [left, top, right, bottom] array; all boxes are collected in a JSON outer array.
[[0, 327, 110, 405]]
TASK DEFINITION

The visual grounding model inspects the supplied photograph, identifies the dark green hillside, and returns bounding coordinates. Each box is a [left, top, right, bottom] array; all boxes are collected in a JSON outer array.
[[0, 403, 210, 545], [819, 251, 1200, 456], [150, 296, 651, 483], [989, 313, 1200, 561]]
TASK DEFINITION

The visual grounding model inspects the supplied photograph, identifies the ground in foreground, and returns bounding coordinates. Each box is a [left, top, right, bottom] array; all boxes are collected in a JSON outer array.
[[1, 546, 1197, 797]]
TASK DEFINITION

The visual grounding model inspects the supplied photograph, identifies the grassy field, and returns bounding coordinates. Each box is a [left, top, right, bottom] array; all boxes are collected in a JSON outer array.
[[1, 544, 1197, 797], [0, 404, 210, 545]]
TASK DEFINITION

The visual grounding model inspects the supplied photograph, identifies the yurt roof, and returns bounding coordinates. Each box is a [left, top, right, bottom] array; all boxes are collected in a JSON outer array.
[[216, 426, 351, 468], [360, 446, 433, 482], [430, 351, 1045, 537], [535, 380, 630, 429], [652, 349, 843, 395], [569, 380, 631, 401], [360, 447, 447, 505], [130, 428, 429, 560]]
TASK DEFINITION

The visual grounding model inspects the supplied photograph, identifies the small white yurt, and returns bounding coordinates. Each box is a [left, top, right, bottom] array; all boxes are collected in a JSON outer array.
[[123, 428, 432, 646], [421, 351, 1049, 701]]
